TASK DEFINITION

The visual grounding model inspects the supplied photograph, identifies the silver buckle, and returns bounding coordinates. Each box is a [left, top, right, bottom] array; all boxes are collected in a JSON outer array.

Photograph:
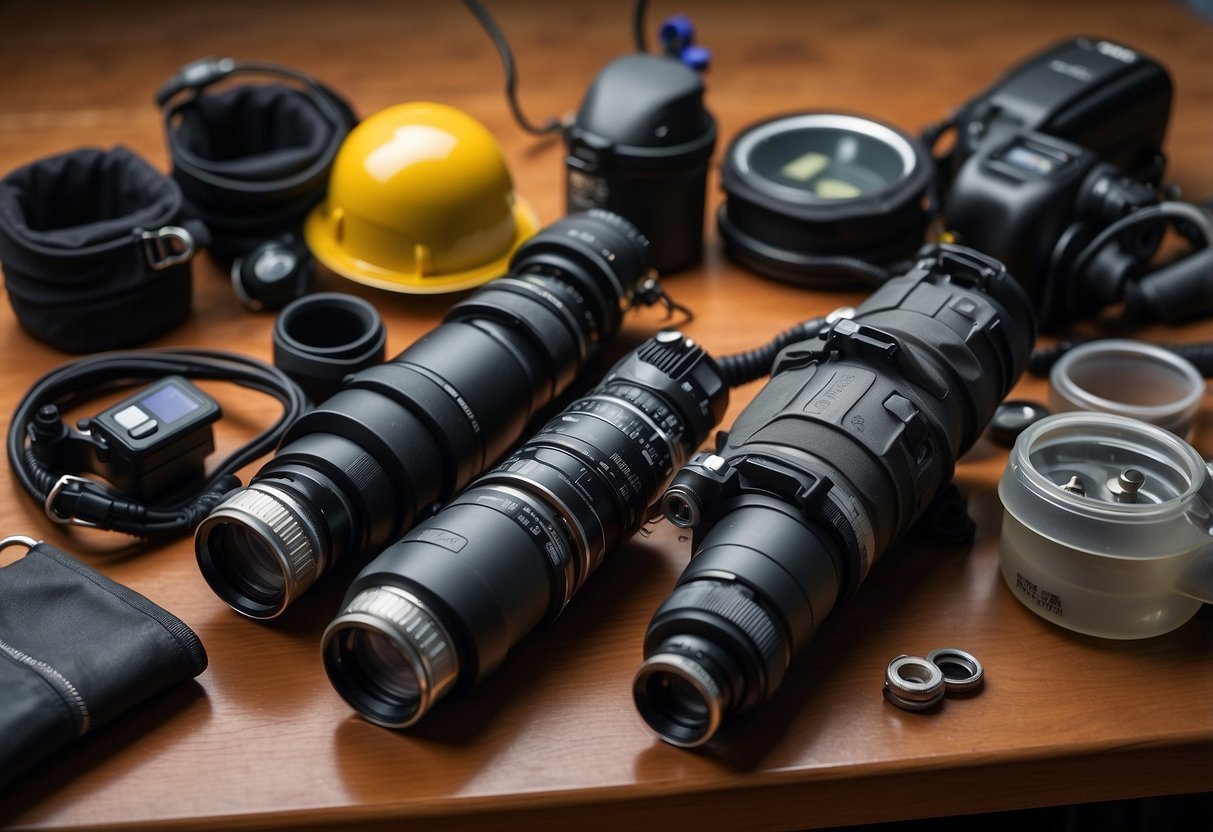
[[140, 226, 195, 271], [44, 475, 102, 528]]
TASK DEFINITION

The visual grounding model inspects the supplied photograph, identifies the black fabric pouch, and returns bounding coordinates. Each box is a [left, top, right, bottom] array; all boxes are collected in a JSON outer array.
[[0, 146, 206, 353], [0, 537, 207, 789], [165, 83, 354, 266]]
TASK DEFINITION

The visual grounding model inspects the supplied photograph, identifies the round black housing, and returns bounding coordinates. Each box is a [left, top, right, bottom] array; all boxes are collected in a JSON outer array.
[[566, 53, 717, 274], [718, 112, 933, 289]]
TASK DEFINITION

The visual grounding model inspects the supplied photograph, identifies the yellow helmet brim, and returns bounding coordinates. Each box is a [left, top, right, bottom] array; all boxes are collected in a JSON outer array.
[[305, 197, 541, 295]]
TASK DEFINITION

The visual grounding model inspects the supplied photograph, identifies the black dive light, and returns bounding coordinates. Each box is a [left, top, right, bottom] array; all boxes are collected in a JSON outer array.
[[463, 0, 717, 275], [633, 245, 1035, 747], [194, 211, 651, 618], [321, 331, 728, 728]]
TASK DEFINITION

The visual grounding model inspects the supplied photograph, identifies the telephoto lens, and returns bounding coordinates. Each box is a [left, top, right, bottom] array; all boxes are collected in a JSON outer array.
[[195, 210, 651, 618], [321, 331, 729, 728], [633, 244, 1035, 747]]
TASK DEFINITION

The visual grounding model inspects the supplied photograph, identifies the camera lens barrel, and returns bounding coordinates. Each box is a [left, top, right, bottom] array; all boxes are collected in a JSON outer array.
[[322, 331, 729, 728], [195, 210, 651, 618], [634, 244, 1035, 746]]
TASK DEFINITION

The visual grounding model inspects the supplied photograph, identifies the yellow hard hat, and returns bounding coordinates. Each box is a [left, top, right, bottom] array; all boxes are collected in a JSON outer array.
[[304, 102, 539, 293]]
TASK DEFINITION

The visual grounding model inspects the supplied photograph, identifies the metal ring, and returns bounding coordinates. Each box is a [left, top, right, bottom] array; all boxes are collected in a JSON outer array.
[[0, 535, 39, 553], [883, 654, 945, 712], [44, 475, 102, 528], [927, 647, 985, 694]]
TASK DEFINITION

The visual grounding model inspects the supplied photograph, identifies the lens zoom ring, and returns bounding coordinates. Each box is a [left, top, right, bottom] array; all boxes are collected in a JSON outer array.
[[666, 581, 782, 665]]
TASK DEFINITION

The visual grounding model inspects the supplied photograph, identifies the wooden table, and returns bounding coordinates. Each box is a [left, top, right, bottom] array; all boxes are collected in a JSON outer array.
[[1, 1, 1211, 828]]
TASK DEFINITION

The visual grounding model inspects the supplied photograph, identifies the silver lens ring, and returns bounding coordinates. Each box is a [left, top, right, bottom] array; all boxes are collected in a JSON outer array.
[[927, 647, 985, 694], [883, 654, 945, 712]]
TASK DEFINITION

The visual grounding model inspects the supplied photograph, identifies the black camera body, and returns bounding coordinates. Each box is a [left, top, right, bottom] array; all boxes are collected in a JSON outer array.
[[936, 37, 1188, 328], [941, 37, 1172, 191], [946, 130, 1159, 327]]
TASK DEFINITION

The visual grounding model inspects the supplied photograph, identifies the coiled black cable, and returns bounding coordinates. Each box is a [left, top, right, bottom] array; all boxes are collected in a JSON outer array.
[[715, 309, 854, 387], [8, 349, 309, 539]]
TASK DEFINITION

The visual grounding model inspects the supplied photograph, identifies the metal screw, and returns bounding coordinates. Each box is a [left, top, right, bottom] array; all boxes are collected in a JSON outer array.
[[1109, 468, 1145, 503], [1059, 475, 1086, 496]]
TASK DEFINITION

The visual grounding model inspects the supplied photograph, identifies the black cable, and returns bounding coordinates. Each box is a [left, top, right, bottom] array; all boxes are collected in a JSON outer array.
[[633, 0, 650, 52], [461, 0, 563, 137], [784, 254, 895, 290], [1029, 339, 1213, 378], [1066, 201, 1213, 289], [716, 311, 849, 387], [8, 349, 309, 539]]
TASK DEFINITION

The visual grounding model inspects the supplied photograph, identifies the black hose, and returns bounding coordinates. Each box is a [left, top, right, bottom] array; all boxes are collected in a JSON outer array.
[[1029, 339, 1213, 378], [462, 0, 563, 137]]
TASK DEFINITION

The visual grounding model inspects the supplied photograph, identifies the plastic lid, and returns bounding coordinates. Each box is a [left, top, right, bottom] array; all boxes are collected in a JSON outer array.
[[1049, 339, 1205, 437]]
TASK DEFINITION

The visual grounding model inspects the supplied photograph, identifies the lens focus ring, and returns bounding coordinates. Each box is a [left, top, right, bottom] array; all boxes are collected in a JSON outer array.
[[195, 484, 320, 618], [324, 586, 459, 728]]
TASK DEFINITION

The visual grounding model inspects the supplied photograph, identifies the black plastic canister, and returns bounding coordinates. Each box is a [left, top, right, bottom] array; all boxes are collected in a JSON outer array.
[[565, 53, 716, 274]]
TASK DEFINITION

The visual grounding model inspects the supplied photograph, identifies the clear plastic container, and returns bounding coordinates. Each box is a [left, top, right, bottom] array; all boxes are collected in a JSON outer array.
[[998, 411, 1213, 639]]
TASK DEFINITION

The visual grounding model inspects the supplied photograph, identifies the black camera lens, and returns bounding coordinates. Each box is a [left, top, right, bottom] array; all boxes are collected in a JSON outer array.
[[196, 211, 652, 619], [634, 245, 1035, 746], [356, 632, 420, 701], [718, 112, 933, 289], [323, 585, 458, 728], [634, 652, 724, 748], [322, 331, 729, 726]]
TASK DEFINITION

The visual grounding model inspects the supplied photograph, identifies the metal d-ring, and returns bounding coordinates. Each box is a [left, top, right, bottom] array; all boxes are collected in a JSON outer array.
[[140, 225, 196, 270]]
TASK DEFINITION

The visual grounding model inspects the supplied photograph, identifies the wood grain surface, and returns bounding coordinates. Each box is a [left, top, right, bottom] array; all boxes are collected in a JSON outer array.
[[0, 1, 1211, 829]]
